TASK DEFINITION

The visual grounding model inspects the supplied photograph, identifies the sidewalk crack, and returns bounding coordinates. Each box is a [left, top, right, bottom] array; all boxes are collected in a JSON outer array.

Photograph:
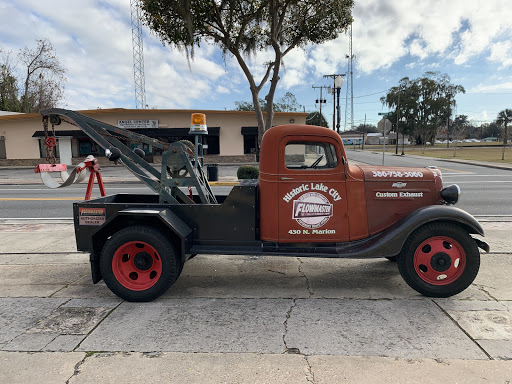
[[298, 258, 313, 298], [283, 298, 297, 353], [304, 355, 316, 384], [473, 283, 499, 301], [65, 353, 89, 384]]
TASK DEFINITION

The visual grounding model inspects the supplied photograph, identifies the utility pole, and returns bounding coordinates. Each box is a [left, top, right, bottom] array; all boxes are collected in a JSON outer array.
[[312, 85, 329, 125], [130, 0, 146, 109]]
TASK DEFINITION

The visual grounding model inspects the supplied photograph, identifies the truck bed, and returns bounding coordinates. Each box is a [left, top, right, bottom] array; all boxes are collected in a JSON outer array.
[[73, 180, 260, 253]]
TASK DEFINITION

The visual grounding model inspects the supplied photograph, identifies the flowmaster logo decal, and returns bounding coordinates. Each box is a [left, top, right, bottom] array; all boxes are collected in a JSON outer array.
[[292, 192, 333, 229], [392, 182, 407, 188]]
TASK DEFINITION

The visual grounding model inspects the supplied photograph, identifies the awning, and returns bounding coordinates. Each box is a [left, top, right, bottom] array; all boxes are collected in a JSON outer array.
[[33, 127, 220, 139]]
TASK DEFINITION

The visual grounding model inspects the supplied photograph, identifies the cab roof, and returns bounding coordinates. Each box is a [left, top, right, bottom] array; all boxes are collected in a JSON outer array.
[[259, 124, 341, 174]]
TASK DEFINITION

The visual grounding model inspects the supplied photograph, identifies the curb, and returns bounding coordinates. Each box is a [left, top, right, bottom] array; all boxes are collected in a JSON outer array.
[[354, 150, 512, 171]]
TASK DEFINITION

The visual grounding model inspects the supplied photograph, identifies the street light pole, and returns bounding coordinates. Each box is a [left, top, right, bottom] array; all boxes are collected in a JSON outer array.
[[400, 116, 406, 156], [395, 89, 401, 155], [382, 119, 387, 165], [335, 75, 344, 134]]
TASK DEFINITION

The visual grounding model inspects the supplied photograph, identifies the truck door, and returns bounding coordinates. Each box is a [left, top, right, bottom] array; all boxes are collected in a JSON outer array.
[[278, 136, 349, 243]]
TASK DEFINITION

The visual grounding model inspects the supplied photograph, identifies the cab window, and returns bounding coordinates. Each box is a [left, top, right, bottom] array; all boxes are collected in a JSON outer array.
[[285, 142, 338, 169]]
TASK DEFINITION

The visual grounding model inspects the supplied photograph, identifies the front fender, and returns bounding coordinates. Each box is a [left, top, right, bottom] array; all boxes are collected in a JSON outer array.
[[396, 205, 484, 236], [340, 205, 485, 258]]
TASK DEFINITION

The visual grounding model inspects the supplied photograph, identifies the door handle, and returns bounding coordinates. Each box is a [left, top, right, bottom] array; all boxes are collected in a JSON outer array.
[[281, 177, 293, 180]]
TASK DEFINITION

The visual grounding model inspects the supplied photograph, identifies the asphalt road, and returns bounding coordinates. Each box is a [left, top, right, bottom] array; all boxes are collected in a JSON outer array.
[[0, 153, 511, 217], [346, 149, 512, 216], [0, 184, 233, 218]]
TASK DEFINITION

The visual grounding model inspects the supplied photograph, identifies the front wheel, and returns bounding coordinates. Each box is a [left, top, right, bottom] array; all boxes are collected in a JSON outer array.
[[398, 223, 480, 297], [100, 225, 180, 302]]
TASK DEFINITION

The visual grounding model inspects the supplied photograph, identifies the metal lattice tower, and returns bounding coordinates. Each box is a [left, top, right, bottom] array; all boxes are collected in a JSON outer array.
[[344, 23, 354, 131], [131, 0, 146, 109]]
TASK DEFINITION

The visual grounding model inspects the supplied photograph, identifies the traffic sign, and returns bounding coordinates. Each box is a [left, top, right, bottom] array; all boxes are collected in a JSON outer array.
[[378, 112, 392, 116]]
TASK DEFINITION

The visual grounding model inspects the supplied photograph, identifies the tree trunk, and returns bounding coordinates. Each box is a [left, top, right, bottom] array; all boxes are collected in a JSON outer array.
[[503, 125, 508, 161]]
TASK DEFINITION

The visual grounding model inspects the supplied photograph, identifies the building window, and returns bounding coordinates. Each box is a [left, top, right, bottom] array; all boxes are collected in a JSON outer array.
[[244, 135, 257, 154], [241, 127, 258, 154], [78, 139, 102, 156]]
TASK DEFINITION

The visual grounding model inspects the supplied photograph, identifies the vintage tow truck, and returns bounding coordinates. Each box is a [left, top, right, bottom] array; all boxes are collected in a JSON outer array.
[[39, 108, 489, 302]]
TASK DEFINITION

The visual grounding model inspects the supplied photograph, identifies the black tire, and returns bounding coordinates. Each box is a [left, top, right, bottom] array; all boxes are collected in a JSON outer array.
[[398, 223, 480, 297], [100, 225, 180, 302], [386, 256, 398, 262]]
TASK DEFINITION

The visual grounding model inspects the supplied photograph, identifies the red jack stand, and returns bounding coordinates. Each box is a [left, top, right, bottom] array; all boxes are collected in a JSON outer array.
[[79, 155, 106, 200]]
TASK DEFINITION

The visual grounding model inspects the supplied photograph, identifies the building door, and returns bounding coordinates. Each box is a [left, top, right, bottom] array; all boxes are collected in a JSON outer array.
[[0, 136, 5, 159]]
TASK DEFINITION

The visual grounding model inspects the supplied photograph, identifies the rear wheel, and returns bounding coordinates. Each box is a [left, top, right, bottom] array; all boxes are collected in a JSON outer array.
[[398, 223, 480, 297], [100, 225, 180, 302]]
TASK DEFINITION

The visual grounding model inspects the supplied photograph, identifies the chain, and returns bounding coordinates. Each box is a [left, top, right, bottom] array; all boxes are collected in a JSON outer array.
[[42, 115, 57, 164]]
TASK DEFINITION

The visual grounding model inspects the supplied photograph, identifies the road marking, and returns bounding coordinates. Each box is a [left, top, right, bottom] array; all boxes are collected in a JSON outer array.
[[437, 167, 472, 174], [450, 180, 512, 184], [443, 174, 512, 177]]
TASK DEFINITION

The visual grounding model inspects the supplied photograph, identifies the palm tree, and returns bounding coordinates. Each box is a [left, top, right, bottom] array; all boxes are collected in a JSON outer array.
[[496, 109, 512, 160]]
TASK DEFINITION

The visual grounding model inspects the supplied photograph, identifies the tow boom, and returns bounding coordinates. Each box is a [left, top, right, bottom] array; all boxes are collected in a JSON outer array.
[[40, 108, 217, 204]]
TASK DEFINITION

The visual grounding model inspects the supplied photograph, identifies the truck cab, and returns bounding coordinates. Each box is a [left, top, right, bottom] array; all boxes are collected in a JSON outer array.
[[259, 124, 442, 243]]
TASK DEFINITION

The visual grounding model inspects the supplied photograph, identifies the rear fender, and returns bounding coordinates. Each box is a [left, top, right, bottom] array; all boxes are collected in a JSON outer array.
[[89, 208, 192, 283]]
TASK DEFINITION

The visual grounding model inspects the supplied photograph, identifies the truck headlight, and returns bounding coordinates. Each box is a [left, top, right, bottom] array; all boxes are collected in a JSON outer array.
[[441, 184, 460, 205]]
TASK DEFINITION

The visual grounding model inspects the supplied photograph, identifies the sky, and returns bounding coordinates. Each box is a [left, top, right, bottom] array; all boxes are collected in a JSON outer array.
[[1, 0, 512, 129]]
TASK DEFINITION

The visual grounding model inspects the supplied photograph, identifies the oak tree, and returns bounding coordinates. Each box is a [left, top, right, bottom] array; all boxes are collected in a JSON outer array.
[[141, 0, 353, 143]]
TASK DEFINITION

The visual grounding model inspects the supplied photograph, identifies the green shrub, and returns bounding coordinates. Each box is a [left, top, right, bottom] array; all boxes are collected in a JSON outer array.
[[237, 165, 259, 179]]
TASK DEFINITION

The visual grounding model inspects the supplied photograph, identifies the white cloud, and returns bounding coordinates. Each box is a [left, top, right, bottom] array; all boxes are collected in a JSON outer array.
[[488, 41, 512, 69], [1, 0, 512, 114], [215, 85, 230, 94], [469, 81, 512, 93]]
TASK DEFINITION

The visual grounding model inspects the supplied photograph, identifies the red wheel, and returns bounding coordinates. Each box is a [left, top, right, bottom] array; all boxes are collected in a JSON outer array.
[[413, 236, 466, 285], [398, 223, 480, 297], [112, 241, 162, 291], [100, 226, 180, 301]]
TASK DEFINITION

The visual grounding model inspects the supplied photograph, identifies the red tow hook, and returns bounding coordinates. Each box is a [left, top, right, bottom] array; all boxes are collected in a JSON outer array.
[[80, 155, 106, 200]]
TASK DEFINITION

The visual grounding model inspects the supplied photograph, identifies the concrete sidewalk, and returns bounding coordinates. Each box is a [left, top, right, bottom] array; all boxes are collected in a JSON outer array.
[[1, 155, 511, 382], [0, 219, 511, 383]]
